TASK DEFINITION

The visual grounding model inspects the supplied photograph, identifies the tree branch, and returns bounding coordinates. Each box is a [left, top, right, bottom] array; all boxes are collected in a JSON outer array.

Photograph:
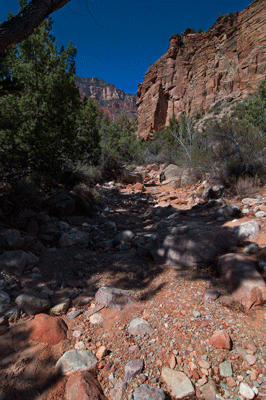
[[0, 0, 71, 52]]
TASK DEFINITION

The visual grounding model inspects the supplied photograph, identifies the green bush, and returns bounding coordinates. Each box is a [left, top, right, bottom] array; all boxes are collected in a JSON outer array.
[[0, 2, 100, 186], [99, 113, 140, 163]]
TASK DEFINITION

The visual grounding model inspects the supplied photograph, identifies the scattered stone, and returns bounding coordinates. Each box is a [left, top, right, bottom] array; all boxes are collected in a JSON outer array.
[[50, 298, 70, 316], [66, 309, 83, 319], [65, 371, 107, 400], [73, 293, 93, 308], [96, 345, 108, 360], [89, 313, 103, 324], [202, 185, 224, 200], [255, 211, 266, 218], [75, 341, 86, 350], [226, 376, 236, 387], [59, 229, 89, 247], [114, 230, 135, 246], [84, 304, 105, 318], [200, 380, 217, 400], [109, 379, 127, 400], [95, 285, 138, 310], [232, 220, 260, 240], [193, 310, 201, 318], [128, 318, 153, 336], [204, 289, 220, 303], [242, 198, 259, 206], [218, 253, 266, 309], [27, 313, 68, 345], [219, 361, 232, 377], [243, 242, 260, 254], [0, 290, 10, 311], [169, 354, 176, 369], [26, 251, 39, 267], [133, 384, 165, 400], [15, 290, 51, 315], [125, 359, 144, 382], [209, 330, 232, 350], [239, 382, 255, 399], [0, 250, 27, 275], [161, 367, 195, 399], [55, 350, 98, 375], [198, 360, 211, 370]]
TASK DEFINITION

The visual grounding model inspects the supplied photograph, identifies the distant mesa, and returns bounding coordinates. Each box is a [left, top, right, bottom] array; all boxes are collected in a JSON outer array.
[[137, 0, 266, 139], [75, 76, 138, 120]]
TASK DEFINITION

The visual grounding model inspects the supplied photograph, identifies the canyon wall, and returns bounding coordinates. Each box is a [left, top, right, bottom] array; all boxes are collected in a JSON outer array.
[[137, 0, 266, 139], [75, 76, 137, 119]]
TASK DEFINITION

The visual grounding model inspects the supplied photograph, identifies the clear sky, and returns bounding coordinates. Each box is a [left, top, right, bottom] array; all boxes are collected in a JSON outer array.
[[1, 0, 252, 94]]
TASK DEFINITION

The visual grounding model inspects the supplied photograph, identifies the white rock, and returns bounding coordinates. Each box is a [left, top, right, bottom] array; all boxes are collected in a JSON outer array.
[[89, 313, 103, 324], [239, 382, 255, 399], [161, 367, 195, 399]]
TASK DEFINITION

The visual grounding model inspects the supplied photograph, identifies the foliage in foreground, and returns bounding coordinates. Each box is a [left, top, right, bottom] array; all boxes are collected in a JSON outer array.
[[0, 4, 100, 186]]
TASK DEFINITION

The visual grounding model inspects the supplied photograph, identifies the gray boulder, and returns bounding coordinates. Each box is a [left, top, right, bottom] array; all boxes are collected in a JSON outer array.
[[218, 253, 266, 309], [232, 220, 260, 240], [95, 285, 138, 310], [149, 226, 238, 268], [15, 290, 51, 314], [0, 250, 28, 276]]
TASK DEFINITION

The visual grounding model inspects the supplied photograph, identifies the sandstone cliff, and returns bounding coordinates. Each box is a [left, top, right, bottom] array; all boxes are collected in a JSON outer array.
[[75, 76, 137, 119], [137, 0, 266, 139]]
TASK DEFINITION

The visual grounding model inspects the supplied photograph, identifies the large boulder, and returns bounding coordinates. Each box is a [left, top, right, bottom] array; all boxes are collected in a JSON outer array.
[[15, 290, 51, 314], [149, 226, 238, 269], [160, 164, 181, 185], [119, 168, 143, 184], [218, 253, 266, 309], [95, 285, 138, 310], [27, 313, 68, 344], [0, 250, 27, 276]]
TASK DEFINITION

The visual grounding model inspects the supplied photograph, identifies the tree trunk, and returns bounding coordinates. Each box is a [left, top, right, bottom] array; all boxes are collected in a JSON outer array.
[[0, 0, 71, 52]]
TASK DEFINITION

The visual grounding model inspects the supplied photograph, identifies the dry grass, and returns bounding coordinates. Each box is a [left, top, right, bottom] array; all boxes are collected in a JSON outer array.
[[235, 175, 261, 198]]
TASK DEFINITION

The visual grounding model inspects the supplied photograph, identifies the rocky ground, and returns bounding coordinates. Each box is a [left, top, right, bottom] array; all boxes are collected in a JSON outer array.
[[0, 164, 266, 400]]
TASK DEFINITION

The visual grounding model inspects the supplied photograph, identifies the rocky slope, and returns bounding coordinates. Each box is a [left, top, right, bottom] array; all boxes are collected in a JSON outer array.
[[75, 76, 138, 120], [137, 0, 266, 139], [0, 165, 266, 399]]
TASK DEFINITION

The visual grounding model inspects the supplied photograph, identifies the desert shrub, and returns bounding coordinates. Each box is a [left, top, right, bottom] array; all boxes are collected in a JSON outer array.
[[99, 113, 140, 163], [234, 175, 261, 198], [201, 116, 266, 185], [233, 80, 266, 132]]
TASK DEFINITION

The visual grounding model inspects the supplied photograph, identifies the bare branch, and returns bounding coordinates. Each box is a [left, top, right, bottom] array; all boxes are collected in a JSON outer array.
[[0, 0, 71, 52]]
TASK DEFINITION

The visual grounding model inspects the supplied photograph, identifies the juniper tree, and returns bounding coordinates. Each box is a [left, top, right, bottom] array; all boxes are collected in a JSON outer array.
[[0, 2, 100, 184]]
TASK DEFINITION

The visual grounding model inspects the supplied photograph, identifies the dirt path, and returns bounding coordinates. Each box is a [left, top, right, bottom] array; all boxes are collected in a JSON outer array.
[[1, 172, 266, 400]]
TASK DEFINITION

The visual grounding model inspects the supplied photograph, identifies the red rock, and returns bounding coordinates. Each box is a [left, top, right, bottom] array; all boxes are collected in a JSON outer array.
[[192, 370, 200, 380], [227, 376, 236, 387], [132, 183, 145, 191], [65, 371, 107, 400], [137, 0, 266, 139], [28, 313, 68, 345], [209, 330, 232, 350]]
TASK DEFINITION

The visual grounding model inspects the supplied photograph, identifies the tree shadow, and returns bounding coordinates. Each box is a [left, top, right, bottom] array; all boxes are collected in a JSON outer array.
[[0, 183, 264, 399]]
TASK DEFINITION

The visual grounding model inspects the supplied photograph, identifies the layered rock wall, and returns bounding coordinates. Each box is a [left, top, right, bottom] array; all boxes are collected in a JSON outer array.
[[137, 0, 266, 139], [75, 76, 137, 119]]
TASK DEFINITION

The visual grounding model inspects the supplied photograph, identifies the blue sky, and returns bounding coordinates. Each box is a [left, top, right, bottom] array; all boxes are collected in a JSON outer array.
[[1, 0, 251, 94]]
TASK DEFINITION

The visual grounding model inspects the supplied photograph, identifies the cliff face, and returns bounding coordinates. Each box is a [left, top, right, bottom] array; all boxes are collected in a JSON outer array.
[[137, 0, 266, 139], [75, 76, 137, 119]]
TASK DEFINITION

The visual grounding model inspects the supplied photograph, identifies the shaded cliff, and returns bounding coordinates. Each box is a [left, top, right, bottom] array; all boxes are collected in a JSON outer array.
[[75, 76, 137, 119], [137, 0, 266, 139]]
